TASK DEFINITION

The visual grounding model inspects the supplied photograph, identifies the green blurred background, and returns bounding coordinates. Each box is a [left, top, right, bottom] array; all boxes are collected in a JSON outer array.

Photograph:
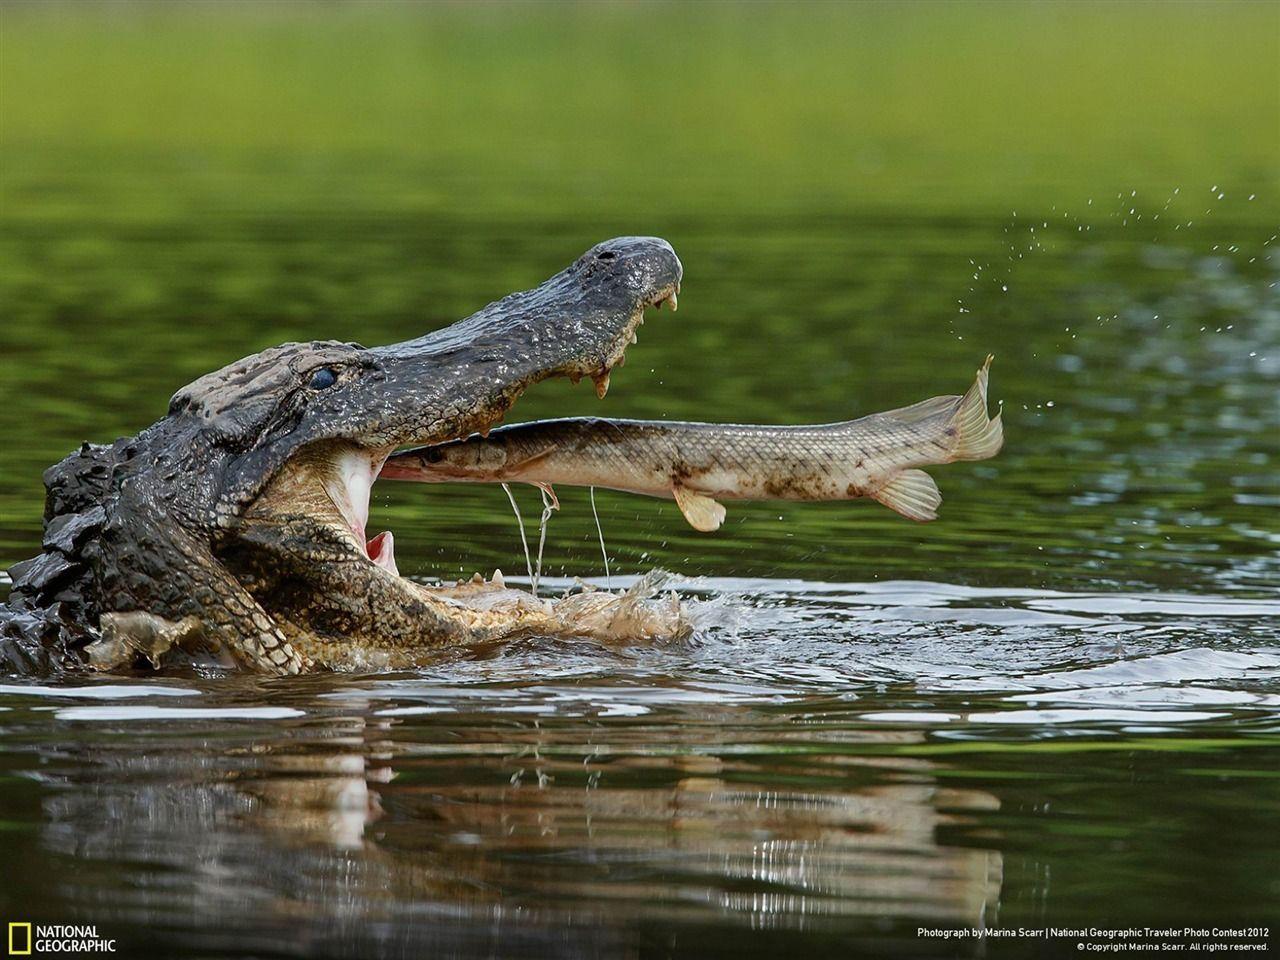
[[4, 1, 1278, 213], [2, 0, 1278, 590]]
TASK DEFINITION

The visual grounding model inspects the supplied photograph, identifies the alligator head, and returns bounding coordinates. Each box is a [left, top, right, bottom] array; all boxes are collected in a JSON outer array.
[[2, 238, 682, 675]]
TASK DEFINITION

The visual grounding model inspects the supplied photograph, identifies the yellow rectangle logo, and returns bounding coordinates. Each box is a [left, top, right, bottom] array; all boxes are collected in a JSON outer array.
[[8, 922, 33, 956]]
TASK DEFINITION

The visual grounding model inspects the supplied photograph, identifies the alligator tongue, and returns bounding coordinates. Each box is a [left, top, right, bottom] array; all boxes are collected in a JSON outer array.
[[366, 531, 398, 576]]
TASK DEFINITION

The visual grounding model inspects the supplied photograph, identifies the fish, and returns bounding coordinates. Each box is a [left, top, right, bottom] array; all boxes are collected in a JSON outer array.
[[380, 356, 1003, 531]]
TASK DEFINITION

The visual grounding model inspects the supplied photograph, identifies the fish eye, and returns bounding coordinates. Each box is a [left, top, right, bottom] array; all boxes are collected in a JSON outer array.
[[308, 367, 338, 390]]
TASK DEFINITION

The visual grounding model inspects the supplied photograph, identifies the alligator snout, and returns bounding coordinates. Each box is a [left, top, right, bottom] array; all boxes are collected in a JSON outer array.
[[575, 236, 682, 305]]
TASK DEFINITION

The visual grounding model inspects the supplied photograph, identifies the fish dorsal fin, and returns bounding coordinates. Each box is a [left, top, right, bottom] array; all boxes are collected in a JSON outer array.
[[873, 469, 941, 522], [671, 484, 726, 532]]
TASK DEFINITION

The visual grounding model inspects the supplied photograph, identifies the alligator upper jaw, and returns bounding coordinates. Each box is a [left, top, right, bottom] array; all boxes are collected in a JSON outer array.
[[360, 234, 684, 453], [221, 237, 681, 521], [238, 237, 682, 581]]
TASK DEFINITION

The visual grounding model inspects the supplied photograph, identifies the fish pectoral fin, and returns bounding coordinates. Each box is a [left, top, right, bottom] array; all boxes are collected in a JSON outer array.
[[873, 469, 941, 522], [671, 484, 726, 532]]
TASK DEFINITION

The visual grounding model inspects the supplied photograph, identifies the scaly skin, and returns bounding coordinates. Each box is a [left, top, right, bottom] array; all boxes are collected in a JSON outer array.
[[0, 238, 683, 675]]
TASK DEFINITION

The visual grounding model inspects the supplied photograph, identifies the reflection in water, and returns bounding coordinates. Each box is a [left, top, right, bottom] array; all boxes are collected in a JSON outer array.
[[33, 705, 1000, 951]]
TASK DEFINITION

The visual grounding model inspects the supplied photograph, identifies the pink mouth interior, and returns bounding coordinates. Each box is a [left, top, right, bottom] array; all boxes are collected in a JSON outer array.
[[365, 530, 398, 576], [323, 448, 399, 577]]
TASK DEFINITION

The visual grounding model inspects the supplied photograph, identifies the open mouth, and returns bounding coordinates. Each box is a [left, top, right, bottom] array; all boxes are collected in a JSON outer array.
[[303, 281, 681, 582], [319, 446, 399, 574]]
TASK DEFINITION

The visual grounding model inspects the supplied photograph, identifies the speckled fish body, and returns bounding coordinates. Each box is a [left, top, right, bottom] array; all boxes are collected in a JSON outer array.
[[382, 357, 1003, 529]]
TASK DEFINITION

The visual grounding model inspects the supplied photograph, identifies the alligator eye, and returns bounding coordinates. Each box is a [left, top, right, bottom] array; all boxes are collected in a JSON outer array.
[[309, 367, 338, 390]]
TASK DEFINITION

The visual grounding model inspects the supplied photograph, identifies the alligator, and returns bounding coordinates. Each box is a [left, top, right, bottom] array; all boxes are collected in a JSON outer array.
[[0, 237, 683, 676]]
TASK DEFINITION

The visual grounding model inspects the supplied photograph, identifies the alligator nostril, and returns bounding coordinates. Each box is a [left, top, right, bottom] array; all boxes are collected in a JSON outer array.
[[596, 250, 616, 261]]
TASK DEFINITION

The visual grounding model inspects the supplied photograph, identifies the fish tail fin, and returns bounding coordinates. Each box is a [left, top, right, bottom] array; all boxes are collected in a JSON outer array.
[[873, 469, 941, 522], [947, 354, 1003, 461], [867, 357, 1001, 521]]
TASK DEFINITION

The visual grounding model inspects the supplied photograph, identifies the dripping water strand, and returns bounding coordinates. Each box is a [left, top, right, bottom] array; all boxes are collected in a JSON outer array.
[[532, 484, 556, 597], [501, 483, 537, 595], [590, 486, 611, 588]]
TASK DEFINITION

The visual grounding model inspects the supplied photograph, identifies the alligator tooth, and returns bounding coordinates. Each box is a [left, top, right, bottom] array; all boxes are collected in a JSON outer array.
[[491, 568, 505, 588], [629, 332, 637, 344], [470, 572, 484, 584], [667, 292, 678, 312], [479, 425, 491, 438], [616, 353, 626, 367], [593, 371, 611, 399]]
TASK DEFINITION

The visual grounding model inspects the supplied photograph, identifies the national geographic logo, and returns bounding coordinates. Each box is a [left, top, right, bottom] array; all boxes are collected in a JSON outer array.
[[7, 924, 117, 955], [6, 924, 30, 956]]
